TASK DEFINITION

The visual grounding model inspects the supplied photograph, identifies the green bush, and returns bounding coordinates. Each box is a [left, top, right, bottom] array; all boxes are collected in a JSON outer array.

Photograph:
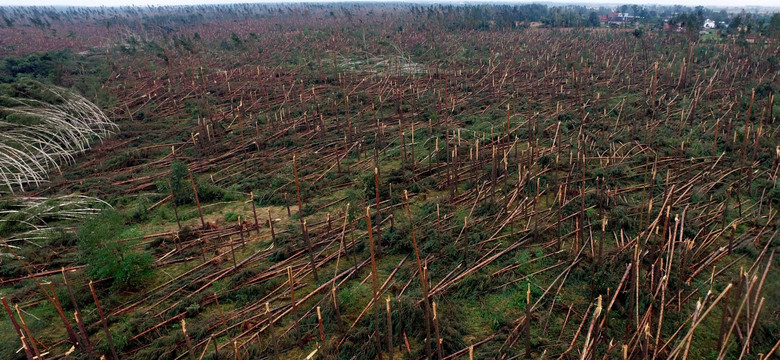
[[195, 178, 227, 203], [0, 50, 73, 84], [169, 160, 195, 205], [77, 209, 154, 289], [224, 212, 241, 222]]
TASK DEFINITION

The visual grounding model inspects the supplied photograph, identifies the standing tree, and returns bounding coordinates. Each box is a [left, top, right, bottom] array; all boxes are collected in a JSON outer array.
[[588, 11, 601, 27], [768, 13, 780, 38]]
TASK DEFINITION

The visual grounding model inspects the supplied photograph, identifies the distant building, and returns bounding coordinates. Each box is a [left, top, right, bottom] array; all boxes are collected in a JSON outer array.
[[703, 19, 716, 29], [605, 12, 639, 28], [663, 22, 685, 33]]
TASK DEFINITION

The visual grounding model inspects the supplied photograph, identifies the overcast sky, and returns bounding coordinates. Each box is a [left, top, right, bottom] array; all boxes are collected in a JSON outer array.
[[1, 0, 776, 10]]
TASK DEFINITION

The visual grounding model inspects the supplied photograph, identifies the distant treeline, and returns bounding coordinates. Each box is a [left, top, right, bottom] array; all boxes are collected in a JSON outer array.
[[0, 3, 778, 35]]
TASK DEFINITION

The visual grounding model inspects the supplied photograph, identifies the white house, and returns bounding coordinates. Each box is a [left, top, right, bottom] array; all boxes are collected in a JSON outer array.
[[703, 19, 716, 29]]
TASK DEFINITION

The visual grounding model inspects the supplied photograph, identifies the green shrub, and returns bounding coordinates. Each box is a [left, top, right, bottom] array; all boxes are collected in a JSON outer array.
[[195, 178, 227, 203], [169, 161, 193, 205], [224, 212, 240, 222], [77, 209, 154, 289]]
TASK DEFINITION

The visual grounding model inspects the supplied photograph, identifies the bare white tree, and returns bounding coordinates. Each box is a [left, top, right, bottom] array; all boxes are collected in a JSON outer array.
[[0, 195, 112, 245], [0, 83, 118, 194], [0, 82, 117, 249]]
